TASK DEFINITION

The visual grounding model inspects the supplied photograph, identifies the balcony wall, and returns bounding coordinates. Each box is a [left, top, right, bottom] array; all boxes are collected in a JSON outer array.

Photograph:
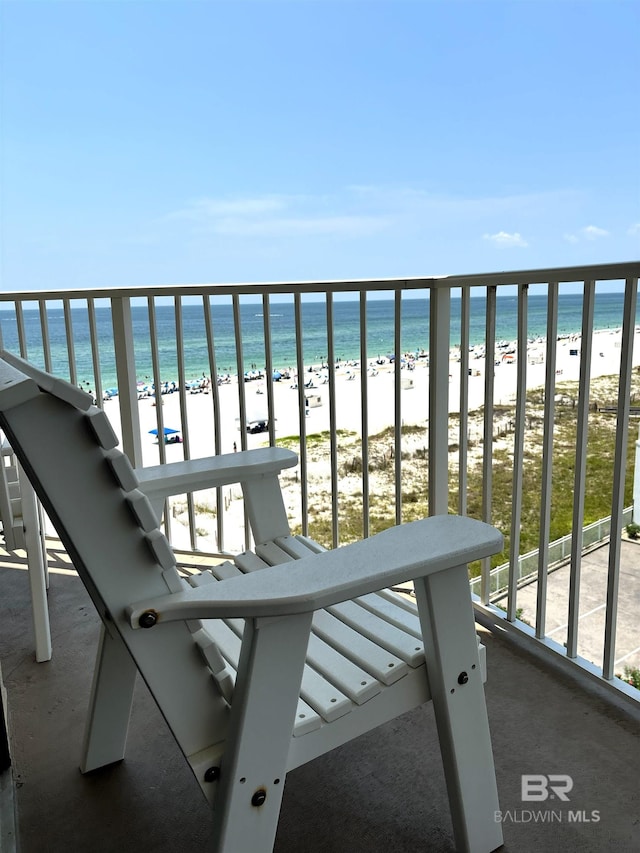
[[0, 262, 639, 706]]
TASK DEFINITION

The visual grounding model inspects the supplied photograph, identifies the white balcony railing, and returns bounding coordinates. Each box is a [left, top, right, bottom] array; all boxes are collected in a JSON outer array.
[[0, 261, 639, 704]]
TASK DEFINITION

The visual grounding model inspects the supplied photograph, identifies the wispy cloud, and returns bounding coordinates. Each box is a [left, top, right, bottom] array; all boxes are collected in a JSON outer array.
[[627, 223, 640, 236], [347, 185, 576, 221], [168, 196, 288, 220], [166, 193, 389, 238], [583, 225, 609, 240], [483, 231, 528, 248], [212, 214, 389, 238], [564, 225, 609, 243], [163, 186, 581, 249]]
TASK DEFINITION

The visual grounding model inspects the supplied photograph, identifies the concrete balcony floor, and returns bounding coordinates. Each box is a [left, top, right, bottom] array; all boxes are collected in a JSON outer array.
[[1, 541, 639, 853]]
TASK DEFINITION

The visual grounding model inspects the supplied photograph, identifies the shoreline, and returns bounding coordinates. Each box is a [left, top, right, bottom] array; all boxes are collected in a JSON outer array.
[[98, 325, 640, 554], [103, 325, 640, 469]]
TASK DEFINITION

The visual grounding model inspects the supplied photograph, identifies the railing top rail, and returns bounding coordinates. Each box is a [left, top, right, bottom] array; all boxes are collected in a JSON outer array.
[[1, 261, 638, 303]]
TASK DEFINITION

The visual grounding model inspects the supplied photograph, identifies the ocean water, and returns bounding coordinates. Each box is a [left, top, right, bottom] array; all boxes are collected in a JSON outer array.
[[0, 291, 635, 390]]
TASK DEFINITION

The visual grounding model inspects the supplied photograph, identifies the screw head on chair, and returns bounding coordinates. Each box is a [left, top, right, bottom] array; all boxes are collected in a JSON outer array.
[[251, 789, 267, 807], [138, 610, 158, 629]]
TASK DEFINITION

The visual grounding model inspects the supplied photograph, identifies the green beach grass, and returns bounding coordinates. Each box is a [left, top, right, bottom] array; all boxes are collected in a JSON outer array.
[[277, 373, 639, 576]]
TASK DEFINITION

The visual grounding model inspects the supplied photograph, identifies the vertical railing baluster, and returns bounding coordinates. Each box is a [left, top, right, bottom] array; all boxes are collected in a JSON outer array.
[[360, 291, 370, 538], [428, 286, 451, 517], [232, 294, 252, 551], [507, 284, 528, 621], [63, 298, 77, 386], [203, 294, 224, 551], [233, 294, 248, 448], [203, 296, 222, 452], [293, 293, 308, 537], [111, 296, 143, 466], [326, 293, 339, 548], [148, 297, 167, 465], [458, 287, 470, 517], [393, 289, 402, 526], [174, 295, 197, 549], [536, 281, 558, 638], [87, 298, 103, 408], [15, 302, 27, 358], [147, 297, 171, 538], [261, 293, 276, 448], [603, 276, 638, 678], [566, 280, 596, 659], [38, 300, 52, 372], [480, 286, 497, 602]]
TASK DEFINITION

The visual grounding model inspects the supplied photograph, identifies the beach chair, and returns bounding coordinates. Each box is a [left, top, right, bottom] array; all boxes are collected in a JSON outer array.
[[0, 350, 504, 853], [0, 431, 51, 661]]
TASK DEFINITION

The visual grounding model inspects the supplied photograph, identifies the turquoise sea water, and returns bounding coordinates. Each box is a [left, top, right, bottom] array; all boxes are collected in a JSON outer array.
[[0, 292, 635, 390]]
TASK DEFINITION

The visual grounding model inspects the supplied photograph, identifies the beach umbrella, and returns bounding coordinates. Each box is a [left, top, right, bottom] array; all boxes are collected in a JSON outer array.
[[148, 427, 180, 437]]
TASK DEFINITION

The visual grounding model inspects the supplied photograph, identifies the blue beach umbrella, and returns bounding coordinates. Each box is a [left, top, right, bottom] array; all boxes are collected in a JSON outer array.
[[148, 427, 180, 437]]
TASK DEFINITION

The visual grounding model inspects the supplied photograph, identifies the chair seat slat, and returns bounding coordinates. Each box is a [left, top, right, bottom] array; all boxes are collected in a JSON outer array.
[[255, 540, 295, 565], [356, 591, 422, 638], [327, 600, 424, 667], [273, 535, 319, 560], [292, 698, 322, 737], [235, 550, 270, 573], [306, 634, 381, 705], [375, 587, 419, 615], [311, 610, 407, 686], [193, 570, 360, 723]]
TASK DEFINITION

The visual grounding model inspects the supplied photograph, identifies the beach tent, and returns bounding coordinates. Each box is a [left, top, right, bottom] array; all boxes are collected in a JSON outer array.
[[148, 427, 180, 437], [149, 427, 182, 444]]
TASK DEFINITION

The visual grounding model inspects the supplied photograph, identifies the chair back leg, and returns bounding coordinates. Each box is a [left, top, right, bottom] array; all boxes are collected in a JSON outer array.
[[81, 625, 138, 773]]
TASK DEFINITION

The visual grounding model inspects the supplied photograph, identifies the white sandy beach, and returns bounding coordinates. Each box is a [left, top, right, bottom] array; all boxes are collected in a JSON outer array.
[[105, 326, 640, 469], [98, 326, 640, 552]]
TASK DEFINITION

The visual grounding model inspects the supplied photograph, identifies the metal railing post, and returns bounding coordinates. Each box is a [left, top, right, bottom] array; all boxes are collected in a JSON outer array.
[[111, 296, 143, 466], [428, 286, 450, 516]]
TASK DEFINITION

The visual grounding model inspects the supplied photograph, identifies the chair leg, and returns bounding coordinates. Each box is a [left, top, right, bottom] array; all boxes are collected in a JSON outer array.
[[211, 612, 313, 853], [37, 501, 49, 590], [80, 624, 137, 773], [415, 565, 503, 853], [19, 466, 51, 663]]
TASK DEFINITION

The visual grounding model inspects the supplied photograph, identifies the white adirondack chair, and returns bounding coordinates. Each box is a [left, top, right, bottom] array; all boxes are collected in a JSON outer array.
[[0, 350, 504, 853]]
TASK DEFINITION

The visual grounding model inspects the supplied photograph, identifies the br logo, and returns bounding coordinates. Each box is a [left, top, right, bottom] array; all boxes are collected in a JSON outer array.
[[521, 774, 573, 802]]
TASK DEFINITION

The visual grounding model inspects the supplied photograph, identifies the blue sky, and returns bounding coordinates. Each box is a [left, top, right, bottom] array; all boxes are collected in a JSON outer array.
[[1, 0, 638, 293]]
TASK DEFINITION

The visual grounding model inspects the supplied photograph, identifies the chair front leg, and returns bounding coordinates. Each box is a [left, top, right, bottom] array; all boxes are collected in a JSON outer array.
[[211, 611, 313, 853], [415, 565, 503, 853]]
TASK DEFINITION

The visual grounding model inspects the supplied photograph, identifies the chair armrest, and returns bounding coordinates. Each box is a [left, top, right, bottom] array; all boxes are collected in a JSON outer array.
[[127, 515, 502, 628], [136, 447, 298, 504]]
